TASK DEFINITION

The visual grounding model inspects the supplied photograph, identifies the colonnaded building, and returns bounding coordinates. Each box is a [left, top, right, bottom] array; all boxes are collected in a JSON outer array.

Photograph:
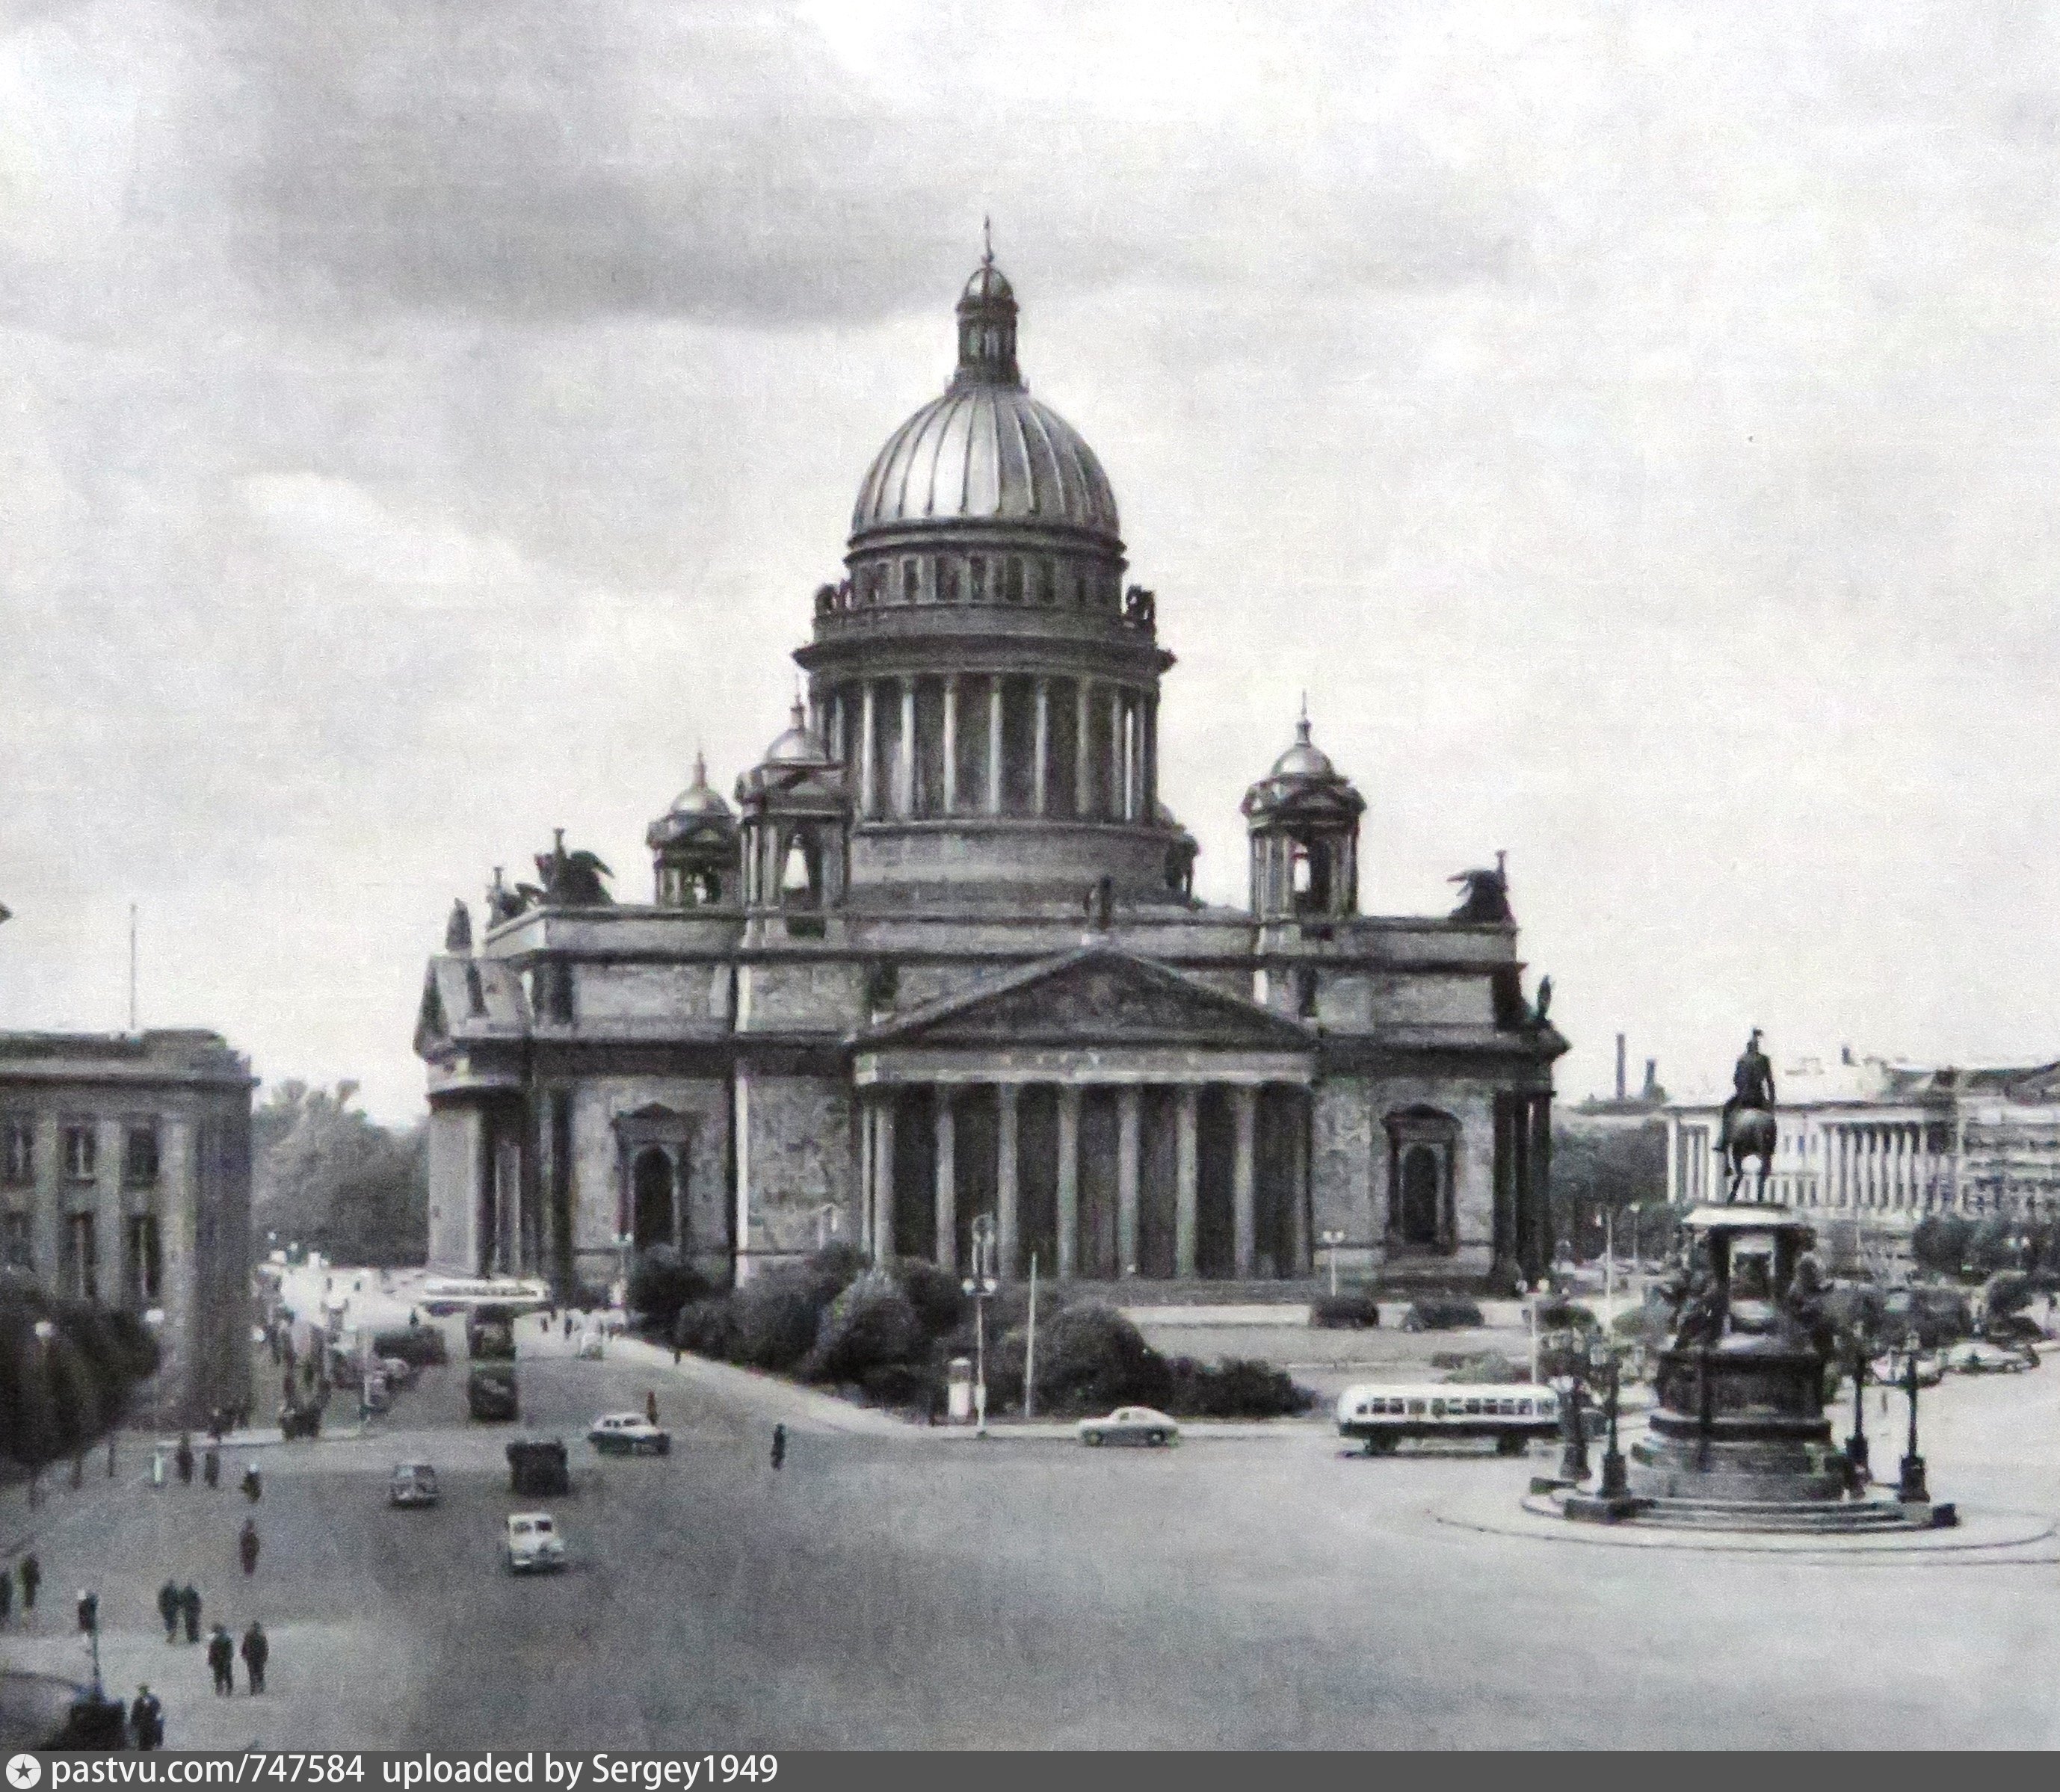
[[415, 251, 1567, 1297], [1665, 1049, 2060, 1255]]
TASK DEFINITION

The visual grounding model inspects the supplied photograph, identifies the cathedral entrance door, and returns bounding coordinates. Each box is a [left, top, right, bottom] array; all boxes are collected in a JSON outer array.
[[1400, 1146, 1441, 1248], [632, 1147, 674, 1250]]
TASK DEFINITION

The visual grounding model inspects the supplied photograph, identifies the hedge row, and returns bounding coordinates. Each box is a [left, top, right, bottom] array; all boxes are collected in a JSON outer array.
[[670, 1247, 1314, 1421]]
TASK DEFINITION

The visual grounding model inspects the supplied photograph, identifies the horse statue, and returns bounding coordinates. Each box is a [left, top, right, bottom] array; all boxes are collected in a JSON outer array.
[[1715, 1029, 1777, 1202]]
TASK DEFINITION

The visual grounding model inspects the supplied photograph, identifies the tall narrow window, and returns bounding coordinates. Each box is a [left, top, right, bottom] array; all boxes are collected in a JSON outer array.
[[902, 560, 919, 603], [1, 1119, 30, 1186], [1004, 558, 1024, 603], [124, 1124, 160, 1188], [0, 1211, 29, 1272], [126, 1214, 161, 1305], [63, 1123, 96, 1181], [64, 1211, 97, 1301], [969, 556, 986, 602]]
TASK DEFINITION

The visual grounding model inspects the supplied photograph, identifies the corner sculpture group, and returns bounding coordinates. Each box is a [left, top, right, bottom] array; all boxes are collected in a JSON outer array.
[[1538, 1033, 1954, 1533]]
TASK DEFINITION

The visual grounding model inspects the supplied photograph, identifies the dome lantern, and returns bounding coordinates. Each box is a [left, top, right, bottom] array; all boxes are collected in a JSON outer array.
[[952, 224, 1020, 390]]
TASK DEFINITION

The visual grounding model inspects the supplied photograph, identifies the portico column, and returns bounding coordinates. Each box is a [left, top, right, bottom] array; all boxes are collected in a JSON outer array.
[[897, 676, 916, 817], [987, 678, 1005, 816], [1143, 693, 1159, 821], [859, 682, 878, 818], [1117, 1085, 1141, 1277], [1056, 1084, 1082, 1280], [1174, 1087, 1200, 1279], [934, 1090, 957, 1273], [1232, 1086, 1257, 1279], [1287, 1092, 1310, 1275], [996, 1084, 1020, 1279], [942, 677, 959, 813], [874, 1094, 897, 1263], [1076, 679, 1094, 818], [1108, 686, 1125, 818], [1033, 678, 1050, 816]]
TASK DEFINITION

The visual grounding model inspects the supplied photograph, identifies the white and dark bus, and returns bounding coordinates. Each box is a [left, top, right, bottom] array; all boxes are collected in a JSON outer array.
[[1336, 1382, 1561, 1456]]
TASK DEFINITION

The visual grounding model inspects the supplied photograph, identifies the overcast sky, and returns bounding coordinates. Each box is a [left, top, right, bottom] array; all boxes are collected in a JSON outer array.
[[4, 0, 2058, 1119]]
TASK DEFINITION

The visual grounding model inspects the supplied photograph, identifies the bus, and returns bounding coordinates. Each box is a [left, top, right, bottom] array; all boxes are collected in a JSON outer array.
[[1336, 1382, 1561, 1456]]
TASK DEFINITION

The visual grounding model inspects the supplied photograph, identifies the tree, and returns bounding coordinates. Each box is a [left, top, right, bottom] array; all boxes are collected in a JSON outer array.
[[252, 1082, 428, 1267], [1550, 1122, 1668, 1261]]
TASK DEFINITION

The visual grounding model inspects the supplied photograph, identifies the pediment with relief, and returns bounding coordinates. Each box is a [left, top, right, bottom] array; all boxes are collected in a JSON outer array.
[[859, 948, 1314, 1052]]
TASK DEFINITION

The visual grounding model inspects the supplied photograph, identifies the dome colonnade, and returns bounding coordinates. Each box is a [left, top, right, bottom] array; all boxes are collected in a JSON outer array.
[[793, 252, 1180, 904]]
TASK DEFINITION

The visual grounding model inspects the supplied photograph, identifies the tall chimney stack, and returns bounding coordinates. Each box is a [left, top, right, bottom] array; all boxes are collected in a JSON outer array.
[[1615, 1033, 1627, 1102]]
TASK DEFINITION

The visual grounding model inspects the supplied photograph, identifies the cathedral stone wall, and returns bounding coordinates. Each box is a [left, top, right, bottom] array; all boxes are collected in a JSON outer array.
[[1373, 973, 1496, 1028], [427, 1104, 484, 1274], [576, 962, 730, 1026], [1311, 1077, 1376, 1270], [738, 1072, 857, 1274], [738, 960, 866, 1031]]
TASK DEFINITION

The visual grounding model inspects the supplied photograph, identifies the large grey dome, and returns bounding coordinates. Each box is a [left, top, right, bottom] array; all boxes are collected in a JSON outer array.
[[848, 251, 1121, 544], [850, 383, 1120, 542]]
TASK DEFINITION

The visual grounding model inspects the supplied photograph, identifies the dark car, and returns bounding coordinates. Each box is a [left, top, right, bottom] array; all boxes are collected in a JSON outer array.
[[374, 1326, 448, 1368], [467, 1364, 519, 1422], [466, 1306, 518, 1363]]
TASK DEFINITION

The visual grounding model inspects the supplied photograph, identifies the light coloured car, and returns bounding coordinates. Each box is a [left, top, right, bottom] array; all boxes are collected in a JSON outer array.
[[502, 1511, 565, 1573], [587, 1412, 671, 1456], [388, 1462, 440, 1508], [1077, 1406, 1179, 1447], [1945, 1339, 2035, 1376]]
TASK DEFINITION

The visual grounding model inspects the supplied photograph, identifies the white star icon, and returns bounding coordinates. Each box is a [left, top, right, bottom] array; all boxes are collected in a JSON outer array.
[[7, 1754, 43, 1789]]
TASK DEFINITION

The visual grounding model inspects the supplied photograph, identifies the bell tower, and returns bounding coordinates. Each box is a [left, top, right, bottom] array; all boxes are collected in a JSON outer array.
[[1242, 709, 1366, 922]]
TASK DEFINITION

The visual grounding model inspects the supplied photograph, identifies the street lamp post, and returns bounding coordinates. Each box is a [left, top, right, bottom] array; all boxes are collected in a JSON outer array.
[[1555, 1361, 1591, 1486], [1845, 1332, 1870, 1486], [1593, 1334, 1628, 1501], [962, 1214, 999, 1439], [1898, 1329, 1928, 1504], [29, 1318, 55, 1507], [1319, 1230, 1345, 1298], [75, 1589, 102, 1699]]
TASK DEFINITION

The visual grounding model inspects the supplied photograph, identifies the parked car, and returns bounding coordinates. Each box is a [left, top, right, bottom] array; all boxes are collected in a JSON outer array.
[[376, 1355, 418, 1390], [587, 1412, 671, 1456], [576, 1328, 605, 1361], [389, 1462, 440, 1508], [1076, 1406, 1179, 1447], [373, 1326, 448, 1368], [1869, 1353, 1945, 1389], [1946, 1339, 2035, 1375], [502, 1511, 565, 1573]]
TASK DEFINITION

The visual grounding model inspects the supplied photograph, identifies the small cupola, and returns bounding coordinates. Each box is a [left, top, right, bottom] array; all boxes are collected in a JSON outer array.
[[647, 753, 741, 909], [736, 700, 851, 932], [950, 223, 1020, 390], [1241, 707, 1366, 921]]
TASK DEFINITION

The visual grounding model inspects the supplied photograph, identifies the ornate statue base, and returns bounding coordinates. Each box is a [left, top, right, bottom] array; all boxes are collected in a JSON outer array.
[[1545, 1204, 1955, 1534]]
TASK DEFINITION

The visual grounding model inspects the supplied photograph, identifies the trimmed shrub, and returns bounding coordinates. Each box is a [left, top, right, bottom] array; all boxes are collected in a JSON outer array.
[[803, 1270, 925, 1384], [672, 1298, 735, 1360], [1025, 1303, 1171, 1416], [894, 1258, 969, 1338], [1611, 1307, 1665, 1345], [629, 1245, 710, 1336], [1165, 1355, 1313, 1418], [857, 1362, 937, 1411], [1535, 1297, 1598, 1333], [1310, 1290, 1381, 1329], [1401, 1294, 1485, 1332], [1443, 1350, 1528, 1384], [1982, 1270, 2035, 1321], [728, 1276, 824, 1372]]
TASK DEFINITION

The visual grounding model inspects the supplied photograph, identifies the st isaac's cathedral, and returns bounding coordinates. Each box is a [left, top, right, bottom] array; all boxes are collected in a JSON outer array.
[[415, 250, 1567, 1297]]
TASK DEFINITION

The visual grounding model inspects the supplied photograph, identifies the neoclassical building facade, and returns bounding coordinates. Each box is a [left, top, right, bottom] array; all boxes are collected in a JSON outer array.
[[415, 252, 1567, 1295]]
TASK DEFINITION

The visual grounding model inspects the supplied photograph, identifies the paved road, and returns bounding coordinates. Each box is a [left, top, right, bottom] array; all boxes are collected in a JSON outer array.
[[7, 1309, 2060, 1749]]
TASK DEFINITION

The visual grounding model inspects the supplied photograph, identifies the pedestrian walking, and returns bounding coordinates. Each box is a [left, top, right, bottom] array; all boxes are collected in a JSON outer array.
[[19, 1553, 40, 1620], [563, 1311, 573, 1340], [242, 1462, 262, 1503], [209, 1408, 225, 1444], [0, 1564, 12, 1628], [240, 1620, 268, 1694], [239, 1518, 260, 1576], [203, 1445, 220, 1489], [157, 1579, 179, 1642], [207, 1624, 235, 1696], [128, 1684, 163, 1749], [175, 1433, 194, 1486], [645, 1389, 660, 1426], [769, 1423, 787, 1471], [180, 1582, 200, 1644]]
